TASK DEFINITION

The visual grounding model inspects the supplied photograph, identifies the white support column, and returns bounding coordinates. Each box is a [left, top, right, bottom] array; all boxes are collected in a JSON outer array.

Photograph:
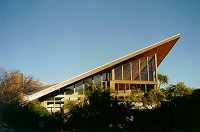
[[73, 84, 76, 94], [53, 98, 55, 113], [138, 59, 141, 81], [121, 65, 124, 80], [111, 69, 115, 92], [155, 54, 158, 89], [100, 74, 103, 88], [92, 76, 94, 85], [83, 81, 85, 101], [130, 61, 133, 81], [111, 69, 115, 80], [147, 56, 150, 81]]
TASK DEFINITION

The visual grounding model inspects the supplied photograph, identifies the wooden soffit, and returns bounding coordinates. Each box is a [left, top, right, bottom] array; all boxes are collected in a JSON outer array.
[[136, 37, 180, 66]]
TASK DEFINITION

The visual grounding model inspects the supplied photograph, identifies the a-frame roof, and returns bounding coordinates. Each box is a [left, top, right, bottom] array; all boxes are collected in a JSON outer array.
[[26, 34, 180, 101]]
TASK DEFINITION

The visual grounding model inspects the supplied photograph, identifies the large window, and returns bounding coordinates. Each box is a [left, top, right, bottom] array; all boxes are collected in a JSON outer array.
[[132, 60, 139, 80], [64, 85, 74, 95], [123, 62, 131, 80], [84, 77, 92, 89], [148, 55, 156, 81], [115, 65, 122, 80], [102, 73, 108, 81], [94, 74, 101, 87], [75, 81, 83, 95], [140, 58, 148, 81]]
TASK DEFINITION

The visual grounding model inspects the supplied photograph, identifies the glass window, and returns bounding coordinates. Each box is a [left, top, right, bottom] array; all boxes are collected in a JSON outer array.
[[123, 62, 131, 80], [94, 74, 101, 87], [64, 85, 74, 95], [148, 55, 156, 81], [84, 77, 92, 89], [102, 73, 107, 81], [75, 81, 83, 95], [115, 65, 122, 80], [140, 58, 148, 81], [132, 60, 139, 80]]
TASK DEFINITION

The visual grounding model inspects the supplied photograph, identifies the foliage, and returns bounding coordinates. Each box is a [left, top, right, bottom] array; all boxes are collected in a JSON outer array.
[[27, 100, 49, 117], [143, 88, 165, 108], [158, 73, 169, 88], [0, 100, 65, 130], [0, 67, 42, 104], [63, 100, 77, 110], [130, 88, 144, 102], [164, 82, 192, 101], [66, 88, 132, 130], [129, 88, 165, 109]]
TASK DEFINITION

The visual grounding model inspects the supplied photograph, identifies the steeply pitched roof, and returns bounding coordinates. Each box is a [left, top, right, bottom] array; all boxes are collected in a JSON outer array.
[[26, 34, 180, 101]]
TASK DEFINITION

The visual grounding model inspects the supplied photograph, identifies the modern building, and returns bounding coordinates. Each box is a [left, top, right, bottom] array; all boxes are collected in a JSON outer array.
[[26, 34, 180, 112]]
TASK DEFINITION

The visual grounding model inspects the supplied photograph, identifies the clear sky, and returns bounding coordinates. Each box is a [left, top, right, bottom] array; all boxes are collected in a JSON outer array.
[[0, 0, 200, 88]]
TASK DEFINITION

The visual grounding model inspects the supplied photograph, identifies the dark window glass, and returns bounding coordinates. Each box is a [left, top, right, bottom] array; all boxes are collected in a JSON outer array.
[[140, 58, 148, 81], [84, 77, 92, 89], [64, 85, 74, 95], [132, 60, 139, 80], [94, 74, 101, 87], [102, 73, 107, 81], [123, 62, 131, 80], [148, 55, 156, 81], [115, 65, 122, 80], [75, 81, 83, 95]]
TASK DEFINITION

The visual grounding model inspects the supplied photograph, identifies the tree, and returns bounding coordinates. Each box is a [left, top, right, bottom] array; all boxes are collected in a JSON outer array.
[[164, 82, 192, 101], [130, 88, 144, 103], [66, 87, 132, 130], [0, 67, 42, 104], [143, 88, 165, 108], [158, 73, 169, 88]]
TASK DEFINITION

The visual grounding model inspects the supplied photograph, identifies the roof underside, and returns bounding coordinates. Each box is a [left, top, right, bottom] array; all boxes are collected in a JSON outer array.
[[26, 34, 180, 101]]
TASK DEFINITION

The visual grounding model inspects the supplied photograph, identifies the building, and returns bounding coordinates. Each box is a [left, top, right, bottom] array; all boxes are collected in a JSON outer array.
[[26, 34, 180, 112]]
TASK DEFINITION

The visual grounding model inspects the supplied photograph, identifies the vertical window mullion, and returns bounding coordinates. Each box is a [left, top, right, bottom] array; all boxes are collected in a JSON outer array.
[[138, 59, 141, 81], [130, 61, 132, 80], [147, 56, 149, 81], [121, 64, 123, 80]]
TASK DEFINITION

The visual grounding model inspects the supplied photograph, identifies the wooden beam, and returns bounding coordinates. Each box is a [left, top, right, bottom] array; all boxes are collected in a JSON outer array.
[[110, 80, 157, 85]]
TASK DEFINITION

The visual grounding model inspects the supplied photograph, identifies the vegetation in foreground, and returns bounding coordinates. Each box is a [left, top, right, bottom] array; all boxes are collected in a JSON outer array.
[[1, 68, 200, 131]]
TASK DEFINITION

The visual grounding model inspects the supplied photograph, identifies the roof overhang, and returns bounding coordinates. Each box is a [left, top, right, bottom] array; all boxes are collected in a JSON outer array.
[[26, 34, 180, 101]]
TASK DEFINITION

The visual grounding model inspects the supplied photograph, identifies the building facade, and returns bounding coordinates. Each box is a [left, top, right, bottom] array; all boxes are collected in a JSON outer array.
[[26, 34, 180, 112]]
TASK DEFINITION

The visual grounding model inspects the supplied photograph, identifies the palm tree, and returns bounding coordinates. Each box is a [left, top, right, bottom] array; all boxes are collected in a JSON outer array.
[[158, 73, 169, 88]]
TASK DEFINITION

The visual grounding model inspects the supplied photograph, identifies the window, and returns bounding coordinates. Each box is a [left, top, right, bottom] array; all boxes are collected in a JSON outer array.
[[94, 74, 101, 87], [84, 77, 92, 89], [123, 62, 131, 80], [132, 60, 139, 80], [140, 58, 148, 81], [102, 73, 107, 81], [64, 85, 74, 95], [75, 81, 83, 95], [115, 65, 122, 80], [148, 55, 156, 81]]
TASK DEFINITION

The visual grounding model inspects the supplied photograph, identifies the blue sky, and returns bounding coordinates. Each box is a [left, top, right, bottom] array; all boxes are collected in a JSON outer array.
[[0, 0, 200, 88]]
